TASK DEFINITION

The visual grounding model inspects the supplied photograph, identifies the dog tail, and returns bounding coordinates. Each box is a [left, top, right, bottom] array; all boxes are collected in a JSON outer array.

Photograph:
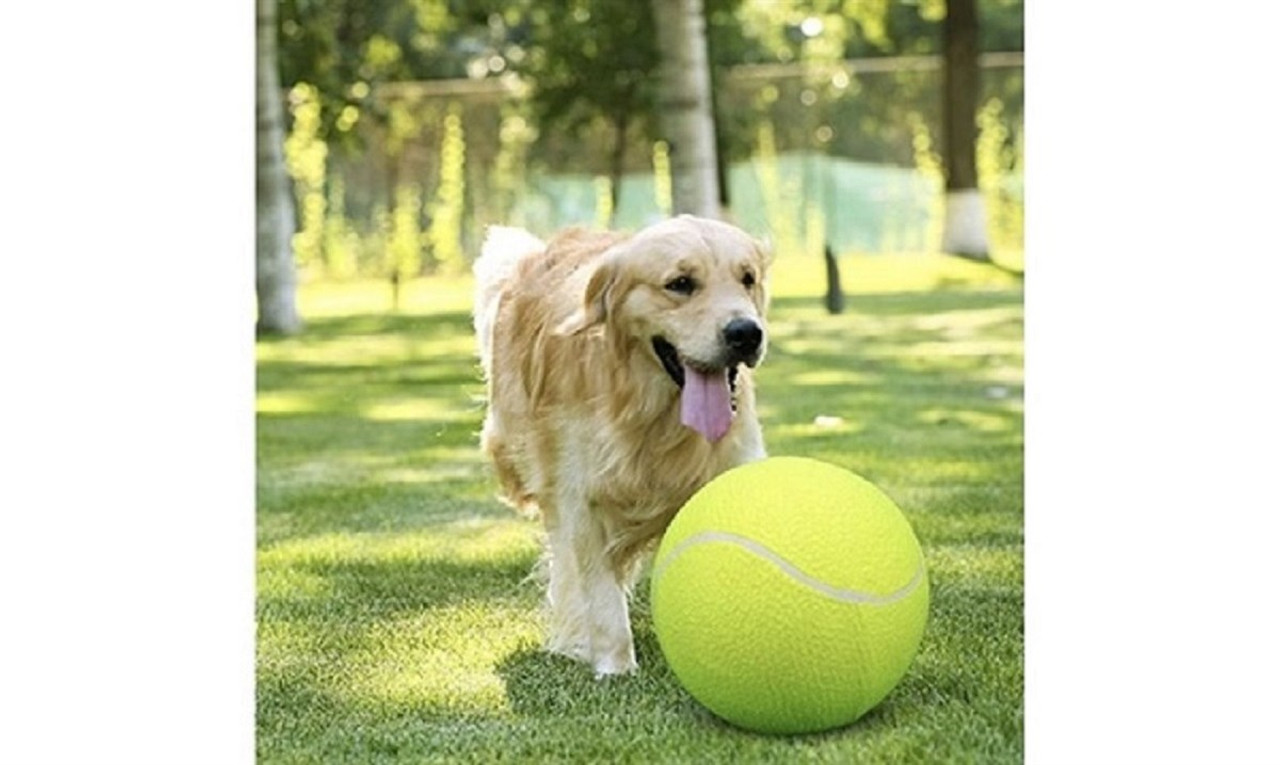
[[474, 226, 546, 377]]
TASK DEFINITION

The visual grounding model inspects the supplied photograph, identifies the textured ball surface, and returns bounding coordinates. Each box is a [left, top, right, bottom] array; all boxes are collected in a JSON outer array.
[[650, 456, 929, 735]]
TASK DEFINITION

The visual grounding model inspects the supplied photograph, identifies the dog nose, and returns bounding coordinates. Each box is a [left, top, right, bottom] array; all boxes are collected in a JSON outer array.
[[723, 318, 763, 361]]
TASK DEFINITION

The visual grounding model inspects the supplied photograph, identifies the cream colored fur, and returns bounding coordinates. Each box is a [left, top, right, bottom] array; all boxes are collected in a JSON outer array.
[[473, 215, 770, 676]]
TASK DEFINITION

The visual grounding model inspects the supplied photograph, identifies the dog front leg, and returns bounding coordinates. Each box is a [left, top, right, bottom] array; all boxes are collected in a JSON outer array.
[[577, 516, 637, 677], [545, 502, 637, 676], [544, 518, 590, 664]]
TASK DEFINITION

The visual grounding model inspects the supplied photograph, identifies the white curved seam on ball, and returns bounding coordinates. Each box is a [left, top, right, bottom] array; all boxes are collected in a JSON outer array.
[[653, 531, 924, 605]]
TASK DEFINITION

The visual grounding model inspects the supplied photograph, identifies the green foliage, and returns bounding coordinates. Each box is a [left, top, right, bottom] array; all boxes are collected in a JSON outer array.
[[488, 107, 537, 229], [843, 0, 894, 50], [908, 112, 944, 186], [356, 202, 392, 276], [752, 120, 802, 258], [387, 183, 423, 278], [976, 97, 1023, 257], [266, 0, 1022, 277], [520, 0, 657, 127], [728, 0, 1019, 60], [283, 83, 328, 273], [323, 174, 359, 278], [593, 175, 613, 229], [275, 0, 500, 151], [511, 0, 663, 183], [979, 0, 1025, 52], [652, 139, 673, 216], [907, 111, 945, 248], [274, 0, 1024, 166], [383, 97, 421, 158], [918, 0, 947, 22], [427, 104, 467, 273]]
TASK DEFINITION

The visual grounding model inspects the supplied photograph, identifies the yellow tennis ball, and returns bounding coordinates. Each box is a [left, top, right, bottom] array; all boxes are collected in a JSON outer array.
[[650, 456, 929, 735]]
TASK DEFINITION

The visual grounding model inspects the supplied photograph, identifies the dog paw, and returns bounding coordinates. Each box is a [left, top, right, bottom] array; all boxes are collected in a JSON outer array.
[[547, 638, 590, 664], [591, 649, 638, 678]]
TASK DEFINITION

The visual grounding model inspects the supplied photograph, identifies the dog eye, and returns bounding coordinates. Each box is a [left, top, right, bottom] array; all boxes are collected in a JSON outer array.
[[664, 275, 697, 295], [742, 272, 756, 289]]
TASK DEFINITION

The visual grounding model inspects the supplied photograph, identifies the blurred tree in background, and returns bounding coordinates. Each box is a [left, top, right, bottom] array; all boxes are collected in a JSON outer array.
[[941, 0, 988, 259], [515, 0, 659, 221], [255, 0, 1023, 309], [257, 0, 302, 335], [652, 0, 723, 216]]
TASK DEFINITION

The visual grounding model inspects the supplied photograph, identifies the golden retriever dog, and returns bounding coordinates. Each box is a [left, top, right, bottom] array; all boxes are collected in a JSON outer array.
[[473, 214, 770, 676]]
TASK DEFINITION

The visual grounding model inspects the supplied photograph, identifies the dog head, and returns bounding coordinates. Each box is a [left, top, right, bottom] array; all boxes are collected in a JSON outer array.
[[560, 215, 770, 442]]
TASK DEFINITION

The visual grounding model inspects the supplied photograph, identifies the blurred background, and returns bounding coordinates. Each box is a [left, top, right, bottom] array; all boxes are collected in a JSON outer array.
[[256, 0, 1022, 317]]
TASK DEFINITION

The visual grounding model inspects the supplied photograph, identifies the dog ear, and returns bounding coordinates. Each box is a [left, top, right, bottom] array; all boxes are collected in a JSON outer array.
[[753, 236, 773, 316], [755, 235, 776, 268], [556, 260, 616, 335]]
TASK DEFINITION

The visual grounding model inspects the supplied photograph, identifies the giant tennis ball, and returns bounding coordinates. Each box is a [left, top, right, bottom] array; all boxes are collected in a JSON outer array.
[[650, 456, 929, 735]]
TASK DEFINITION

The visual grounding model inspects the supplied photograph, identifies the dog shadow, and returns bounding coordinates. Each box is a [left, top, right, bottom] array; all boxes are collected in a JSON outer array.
[[496, 626, 915, 742], [495, 629, 699, 719]]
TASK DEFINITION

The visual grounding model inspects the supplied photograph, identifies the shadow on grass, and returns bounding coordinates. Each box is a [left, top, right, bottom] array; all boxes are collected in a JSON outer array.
[[257, 295, 1023, 479], [491, 627, 784, 749], [256, 310, 484, 398], [494, 627, 965, 747], [256, 310, 477, 342], [259, 547, 540, 626], [495, 631, 691, 716]]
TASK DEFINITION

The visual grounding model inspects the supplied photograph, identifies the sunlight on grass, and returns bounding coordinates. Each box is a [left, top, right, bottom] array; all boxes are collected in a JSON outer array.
[[905, 304, 1022, 335], [257, 392, 321, 415], [298, 275, 476, 318], [258, 620, 332, 669], [870, 338, 1023, 360], [259, 519, 539, 565], [928, 544, 1023, 587], [414, 445, 489, 467], [362, 397, 477, 423], [769, 252, 1020, 300], [909, 505, 1022, 547], [261, 457, 370, 489], [373, 463, 487, 486], [288, 252, 1020, 323], [916, 408, 1016, 433], [261, 451, 460, 486], [259, 565, 334, 601], [784, 369, 875, 387], [991, 249, 1024, 273], [257, 330, 477, 368], [769, 419, 866, 440], [344, 605, 542, 714], [769, 311, 1020, 370], [862, 455, 1017, 487]]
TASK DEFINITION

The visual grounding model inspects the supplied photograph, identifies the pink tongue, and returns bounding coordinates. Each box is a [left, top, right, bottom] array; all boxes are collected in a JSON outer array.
[[680, 362, 733, 442]]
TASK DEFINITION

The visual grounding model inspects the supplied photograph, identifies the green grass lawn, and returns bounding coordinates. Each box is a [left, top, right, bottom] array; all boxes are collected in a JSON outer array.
[[257, 253, 1024, 763]]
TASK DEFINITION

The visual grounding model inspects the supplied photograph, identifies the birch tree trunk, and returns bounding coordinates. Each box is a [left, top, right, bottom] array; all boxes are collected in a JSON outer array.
[[256, 0, 301, 335], [941, 0, 990, 260], [650, 0, 721, 218]]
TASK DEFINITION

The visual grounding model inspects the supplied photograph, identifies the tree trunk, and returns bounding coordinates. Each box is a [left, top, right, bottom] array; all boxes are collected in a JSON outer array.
[[650, 0, 721, 218], [608, 109, 630, 226], [941, 0, 990, 260], [705, 41, 732, 215], [256, 0, 302, 335], [823, 244, 844, 315]]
